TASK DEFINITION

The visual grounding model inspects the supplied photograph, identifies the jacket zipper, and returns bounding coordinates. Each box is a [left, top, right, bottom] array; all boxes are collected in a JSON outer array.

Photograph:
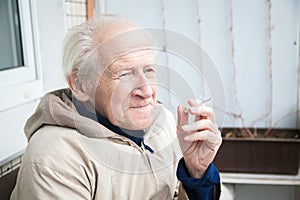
[[141, 141, 146, 153]]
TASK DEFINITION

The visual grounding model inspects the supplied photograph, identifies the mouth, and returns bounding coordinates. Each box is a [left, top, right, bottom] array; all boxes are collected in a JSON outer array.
[[127, 103, 154, 129], [130, 103, 153, 111]]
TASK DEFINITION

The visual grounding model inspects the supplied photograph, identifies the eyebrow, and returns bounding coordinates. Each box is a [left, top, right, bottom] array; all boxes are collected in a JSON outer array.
[[109, 64, 134, 74], [110, 62, 157, 73]]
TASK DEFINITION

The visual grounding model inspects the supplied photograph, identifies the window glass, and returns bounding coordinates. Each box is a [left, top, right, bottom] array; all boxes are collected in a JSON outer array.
[[0, 0, 24, 71]]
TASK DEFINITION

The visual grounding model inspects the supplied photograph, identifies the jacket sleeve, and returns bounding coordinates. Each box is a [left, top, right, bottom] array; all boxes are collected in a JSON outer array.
[[176, 158, 221, 200], [10, 162, 91, 200]]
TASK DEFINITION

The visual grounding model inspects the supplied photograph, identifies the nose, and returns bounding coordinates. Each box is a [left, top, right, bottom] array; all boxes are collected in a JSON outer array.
[[132, 83, 153, 98], [132, 73, 154, 98]]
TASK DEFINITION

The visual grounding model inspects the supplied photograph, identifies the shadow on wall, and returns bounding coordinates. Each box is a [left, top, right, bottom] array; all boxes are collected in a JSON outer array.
[[0, 168, 19, 200]]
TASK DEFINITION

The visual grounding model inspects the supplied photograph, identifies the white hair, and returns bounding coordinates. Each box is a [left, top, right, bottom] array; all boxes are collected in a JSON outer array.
[[62, 14, 139, 91]]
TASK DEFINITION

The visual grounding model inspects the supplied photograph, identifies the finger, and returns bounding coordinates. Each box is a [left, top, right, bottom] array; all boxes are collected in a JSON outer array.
[[188, 106, 216, 123], [177, 104, 188, 131], [188, 105, 213, 116], [188, 99, 201, 107], [184, 130, 209, 141], [188, 98, 210, 107], [184, 130, 221, 144], [181, 119, 219, 133]]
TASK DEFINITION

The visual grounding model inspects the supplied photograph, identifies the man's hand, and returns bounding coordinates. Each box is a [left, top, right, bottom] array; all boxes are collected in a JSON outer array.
[[177, 99, 222, 178]]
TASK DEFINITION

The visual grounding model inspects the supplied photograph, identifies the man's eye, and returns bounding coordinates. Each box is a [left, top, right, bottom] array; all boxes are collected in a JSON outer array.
[[145, 67, 156, 77], [119, 71, 132, 80]]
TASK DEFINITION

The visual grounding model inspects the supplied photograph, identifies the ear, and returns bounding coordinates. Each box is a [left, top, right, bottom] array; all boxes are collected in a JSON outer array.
[[67, 71, 90, 102]]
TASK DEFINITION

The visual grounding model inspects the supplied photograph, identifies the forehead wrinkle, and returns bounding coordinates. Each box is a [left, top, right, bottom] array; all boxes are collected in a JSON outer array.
[[108, 50, 156, 73], [108, 61, 132, 74]]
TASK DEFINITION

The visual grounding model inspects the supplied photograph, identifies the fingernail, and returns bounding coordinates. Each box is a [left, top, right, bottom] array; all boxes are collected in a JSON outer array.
[[182, 125, 188, 131], [178, 104, 183, 112], [184, 135, 192, 141], [184, 108, 188, 114]]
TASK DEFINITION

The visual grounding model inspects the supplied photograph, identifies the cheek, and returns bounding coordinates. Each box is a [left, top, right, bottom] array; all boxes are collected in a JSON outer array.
[[94, 81, 116, 116], [109, 82, 134, 115], [112, 81, 134, 101]]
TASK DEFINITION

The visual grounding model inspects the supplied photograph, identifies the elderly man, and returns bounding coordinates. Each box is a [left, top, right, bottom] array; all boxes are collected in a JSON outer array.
[[11, 15, 222, 200]]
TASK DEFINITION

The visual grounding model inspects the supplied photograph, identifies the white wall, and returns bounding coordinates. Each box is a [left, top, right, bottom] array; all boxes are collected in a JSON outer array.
[[100, 1, 300, 199], [0, 0, 67, 165], [34, 0, 67, 92], [101, 0, 299, 129]]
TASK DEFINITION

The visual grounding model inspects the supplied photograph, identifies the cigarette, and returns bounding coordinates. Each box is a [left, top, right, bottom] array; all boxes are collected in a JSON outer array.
[[184, 97, 212, 114], [200, 97, 211, 104]]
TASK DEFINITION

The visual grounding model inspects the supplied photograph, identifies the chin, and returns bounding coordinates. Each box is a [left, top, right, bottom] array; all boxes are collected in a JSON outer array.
[[129, 117, 153, 130], [126, 107, 154, 129]]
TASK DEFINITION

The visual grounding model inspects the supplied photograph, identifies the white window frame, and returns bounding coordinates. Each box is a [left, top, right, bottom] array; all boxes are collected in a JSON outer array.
[[0, 0, 43, 111]]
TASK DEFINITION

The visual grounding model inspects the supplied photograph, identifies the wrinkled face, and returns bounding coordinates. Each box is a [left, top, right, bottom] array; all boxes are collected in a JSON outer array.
[[94, 50, 157, 130]]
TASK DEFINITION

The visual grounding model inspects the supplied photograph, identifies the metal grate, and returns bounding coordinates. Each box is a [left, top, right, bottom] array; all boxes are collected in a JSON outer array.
[[0, 155, 22, 178], [65, 0, 87, 29]]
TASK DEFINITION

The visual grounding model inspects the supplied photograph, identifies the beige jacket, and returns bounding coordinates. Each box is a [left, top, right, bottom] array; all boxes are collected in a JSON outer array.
[[11, 89, 189, 200]]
